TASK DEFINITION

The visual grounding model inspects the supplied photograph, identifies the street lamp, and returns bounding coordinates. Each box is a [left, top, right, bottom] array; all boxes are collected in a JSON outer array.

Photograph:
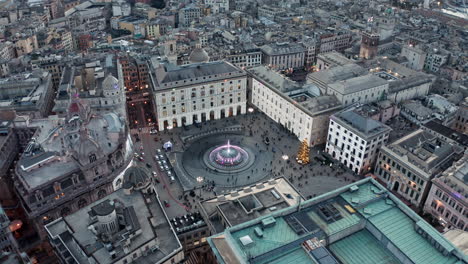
[[196, 176, 204, 197]]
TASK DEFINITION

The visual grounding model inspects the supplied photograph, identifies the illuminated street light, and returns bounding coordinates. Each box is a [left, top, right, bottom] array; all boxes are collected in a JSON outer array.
[[197, 176, 204, 197]]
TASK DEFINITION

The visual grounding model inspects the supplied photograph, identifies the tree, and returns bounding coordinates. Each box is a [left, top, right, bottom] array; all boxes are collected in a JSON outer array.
[[296, 139, 310, 165]]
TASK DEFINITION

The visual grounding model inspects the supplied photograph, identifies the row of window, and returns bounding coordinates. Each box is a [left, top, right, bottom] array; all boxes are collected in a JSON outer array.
[[430, 200, 467, 231], [379, 153, 424, 186], [435, 189, 465, 214]]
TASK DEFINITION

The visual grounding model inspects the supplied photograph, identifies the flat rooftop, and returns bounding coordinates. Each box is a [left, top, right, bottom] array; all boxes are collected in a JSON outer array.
[[383, 129, 463, 177], [200, 177, 303, 233], [209, 178, 467, 264], [154, 61, 245, 90], [332, 110, 392, 139], [45, 188, 181, 264], [328, 74, 388, 95]]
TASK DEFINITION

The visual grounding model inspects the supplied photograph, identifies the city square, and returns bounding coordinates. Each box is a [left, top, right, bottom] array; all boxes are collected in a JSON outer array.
[[142, 111, 361, 215], [0, 0, 466, 263]]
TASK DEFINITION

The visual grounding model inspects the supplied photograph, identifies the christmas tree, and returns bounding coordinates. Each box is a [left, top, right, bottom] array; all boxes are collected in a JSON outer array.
[[296, 139, 310, 164]]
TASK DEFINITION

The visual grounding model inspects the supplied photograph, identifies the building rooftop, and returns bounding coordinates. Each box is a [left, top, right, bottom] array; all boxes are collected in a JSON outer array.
[[45, 185, 182, 264], [260, 42, 305, 56], [307, 64, 367, 87], [317, 52, 354, 67], [0, 70, 52, 114], [383, 130, 464, 178], [423, 120, 468, 147], [200, 177, 303, 234], [16, 98, 131, 191], [432, 153, 468, 202], [153, 61, 245, 90], [332, 109, 392, 139], [209, 178, 467, 264], [328, 74, 388, 95], [249, 66, 301, 93]]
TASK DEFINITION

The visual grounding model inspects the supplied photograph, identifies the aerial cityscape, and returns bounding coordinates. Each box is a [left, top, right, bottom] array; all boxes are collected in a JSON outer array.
[[0, 0, 467, 263]]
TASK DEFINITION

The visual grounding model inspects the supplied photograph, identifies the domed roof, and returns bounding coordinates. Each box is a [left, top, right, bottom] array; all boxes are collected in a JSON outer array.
[[189, 47, 209, 64], [74, 128, 103, 166], [123, 166, 151, 190], [102, 74, 119, 91]]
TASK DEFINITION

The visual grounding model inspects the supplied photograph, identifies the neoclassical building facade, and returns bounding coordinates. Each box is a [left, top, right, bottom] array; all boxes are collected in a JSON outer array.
[[14, 79, 133, 239], [150, 61, 247, 131]]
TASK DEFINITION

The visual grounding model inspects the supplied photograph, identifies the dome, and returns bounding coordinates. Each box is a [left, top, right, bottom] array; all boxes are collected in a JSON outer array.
[[123, 166, 151, 190], [102, 74, 119, 91], [189, 48, 209, 64], [74, 129, 103, 166]]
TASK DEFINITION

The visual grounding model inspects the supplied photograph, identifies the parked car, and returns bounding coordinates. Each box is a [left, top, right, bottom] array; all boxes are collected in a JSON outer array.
[[146, 163, 152, 168], [163, 165, 170, 171], [159, 165, 165, 171], [152, 171, 157, 176], [163, 200, 170, 207], [158, 155, 164, 160], [156, 149, 162, 154], [154, 155, 160, 161]]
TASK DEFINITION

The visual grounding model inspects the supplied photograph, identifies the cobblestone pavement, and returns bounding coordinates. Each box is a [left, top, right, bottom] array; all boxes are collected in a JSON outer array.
[[138, 110, 362, 217]]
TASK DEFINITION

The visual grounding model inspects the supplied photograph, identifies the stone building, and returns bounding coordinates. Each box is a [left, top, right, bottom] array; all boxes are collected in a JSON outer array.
[[0, 70, 55, 118], [260, 42, 305, 70], [14, 96, 133, 239], [375, 130, 464, 209], [249, 66, 342, 146], [326, 108, 391, 174], [424, 153, 468, 231], [45, 165, 183, 264], [150, 61, 247, 131]]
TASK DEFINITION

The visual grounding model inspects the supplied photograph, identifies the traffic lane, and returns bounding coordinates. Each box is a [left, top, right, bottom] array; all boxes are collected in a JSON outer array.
[[140, 132, 188, 217]]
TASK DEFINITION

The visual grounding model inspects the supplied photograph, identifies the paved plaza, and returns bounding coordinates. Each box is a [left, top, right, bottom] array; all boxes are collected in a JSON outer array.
[[140, 111, 362, 217]]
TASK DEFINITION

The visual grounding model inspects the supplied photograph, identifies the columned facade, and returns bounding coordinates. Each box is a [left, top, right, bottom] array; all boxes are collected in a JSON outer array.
[[152, 61, 247, 131]]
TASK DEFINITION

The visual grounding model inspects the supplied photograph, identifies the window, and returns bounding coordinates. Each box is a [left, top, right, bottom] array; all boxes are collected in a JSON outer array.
[[89, 154, 97, 163]]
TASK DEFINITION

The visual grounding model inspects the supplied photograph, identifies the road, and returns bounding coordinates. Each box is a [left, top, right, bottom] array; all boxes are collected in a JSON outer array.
[[137, 131, 189, 219]]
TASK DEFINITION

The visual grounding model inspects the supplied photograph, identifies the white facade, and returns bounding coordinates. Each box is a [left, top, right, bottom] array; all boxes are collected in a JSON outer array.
[[250, 66, 341, 145], [326, 110, 391, 174], [261, 43, 305, 70], [204, 0, 230, 12], [424, 51, 449, 73], [227, 52, 262, 68], [251, 78, 313, 143], [326, 75, 389, 106], [401, 45, 426, 71], [152, 62, 247, 131]]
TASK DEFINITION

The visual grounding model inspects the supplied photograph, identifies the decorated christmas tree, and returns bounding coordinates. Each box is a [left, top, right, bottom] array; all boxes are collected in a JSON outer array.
[[296, 139, 310, 164]]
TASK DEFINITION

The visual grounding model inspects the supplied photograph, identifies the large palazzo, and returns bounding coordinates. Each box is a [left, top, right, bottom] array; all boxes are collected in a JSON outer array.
[[150, 61, 248, 131]]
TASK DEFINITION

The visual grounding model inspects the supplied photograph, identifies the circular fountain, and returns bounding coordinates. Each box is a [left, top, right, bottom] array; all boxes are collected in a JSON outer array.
[[203, 140, 254, 173]]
